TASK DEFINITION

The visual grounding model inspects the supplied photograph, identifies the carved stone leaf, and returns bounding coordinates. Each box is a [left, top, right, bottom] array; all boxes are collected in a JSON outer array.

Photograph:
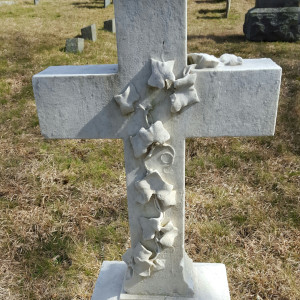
[[159, 221, 178, 248], [114, 83, 139, 115], [135, 171, 173, 205], [130, 121, 170, 158], [153, 259, 165, 271], [170, 67, 200, 113], [158, 190, 176, 207], [219, 53, 243, 66], [148, 58, 176, 89], [132, 242, 154, 277], [187, 53, 220, 69], [122, 248, 133, 267], [140, 216, 162, 240]]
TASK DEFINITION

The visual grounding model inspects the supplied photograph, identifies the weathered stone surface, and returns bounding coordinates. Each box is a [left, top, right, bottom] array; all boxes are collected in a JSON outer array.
[[104, 19, 116, 33], [255, 0, 299, 8], [104, 0, 110, 8], [81, 24, 97, 42], [65, 38, 84, 53], [244, 7, 300, 41]]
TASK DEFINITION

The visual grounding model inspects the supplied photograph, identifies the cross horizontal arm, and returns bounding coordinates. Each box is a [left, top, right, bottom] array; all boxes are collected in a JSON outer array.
[[33, 64, 127, 139], [178, 58, 282, 138]]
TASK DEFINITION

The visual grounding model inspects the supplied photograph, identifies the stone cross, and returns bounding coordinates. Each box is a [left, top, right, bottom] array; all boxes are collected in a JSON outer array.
[[32, 0, 281, 299]]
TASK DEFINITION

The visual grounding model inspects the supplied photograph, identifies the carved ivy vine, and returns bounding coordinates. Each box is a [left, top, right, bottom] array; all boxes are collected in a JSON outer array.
[[114, 57, 200, 280]]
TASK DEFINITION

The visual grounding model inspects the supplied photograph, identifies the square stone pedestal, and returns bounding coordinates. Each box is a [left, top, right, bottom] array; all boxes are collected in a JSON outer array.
[[91, 261, 231, 300]]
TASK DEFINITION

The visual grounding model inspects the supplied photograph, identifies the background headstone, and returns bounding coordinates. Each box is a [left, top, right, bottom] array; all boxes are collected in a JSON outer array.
[[0, 1, 15, 5], [81, 24, 97, 42], [226, 0, 231, 18], [244, 3, 300, 41], [104, 19, 116, 33], [65, 38, 84, 53], [104, 0, 110, 8], [34, 0, 39, 5], [256, 0, 299, 8]]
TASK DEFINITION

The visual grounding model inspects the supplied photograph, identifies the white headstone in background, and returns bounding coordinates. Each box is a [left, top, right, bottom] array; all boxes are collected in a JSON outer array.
[[32, 0, 281, 298]]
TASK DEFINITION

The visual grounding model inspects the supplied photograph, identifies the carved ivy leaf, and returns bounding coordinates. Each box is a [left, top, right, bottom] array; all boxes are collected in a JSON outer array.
[[170, 66, 200, 113], [219, 53, 243, 66], [130, 121, 170, 158], [122, 248, 133, 267], [140, 215, 162, 240], [148, 58, 176, 89], [153, 259, 165, 271], [114, 83, 140, 115], [159, 221, 178, 248], [157, 190, 176, 208], [132, 242, 154, 277], [135, 171, 174, 205], [187, 53, 220, 69]]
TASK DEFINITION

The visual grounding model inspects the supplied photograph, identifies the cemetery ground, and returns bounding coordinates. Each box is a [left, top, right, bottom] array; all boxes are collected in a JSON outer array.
[[0, 0, 299, 299]]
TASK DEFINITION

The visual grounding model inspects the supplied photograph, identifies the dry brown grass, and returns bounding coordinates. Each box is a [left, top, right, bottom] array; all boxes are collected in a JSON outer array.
[[0, 0, 299, 299]]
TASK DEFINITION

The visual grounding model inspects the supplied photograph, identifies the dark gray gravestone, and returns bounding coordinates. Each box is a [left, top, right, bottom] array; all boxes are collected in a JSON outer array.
[[104, 19, 116, 33], [244, 7, 300, 41], [81, 24, 97, 42], [255, 0, 299, 7], [65, 38, 84, 53], [104, 0, 110, 8]]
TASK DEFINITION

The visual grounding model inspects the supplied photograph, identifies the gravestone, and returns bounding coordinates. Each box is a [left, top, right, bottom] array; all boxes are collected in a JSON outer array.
[[226, 0, 231, 18], [0, 1, 15, 6], [81, 24, 97, 42], [104, 19, 116, 33], [244, 0, 300, 41], [256, 0, 299, 7], [34, 0, 39, 5], [65, 38, 84, 53], [32, 0, 281, 299], [104, 0, 110, 8]]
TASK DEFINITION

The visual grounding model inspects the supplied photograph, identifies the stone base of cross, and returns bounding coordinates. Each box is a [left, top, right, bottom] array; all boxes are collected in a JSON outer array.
[[33, 0, 281, 299]]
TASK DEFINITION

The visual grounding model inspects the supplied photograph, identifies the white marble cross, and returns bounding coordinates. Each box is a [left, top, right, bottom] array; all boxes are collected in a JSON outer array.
[[33, 0, 281, 299]]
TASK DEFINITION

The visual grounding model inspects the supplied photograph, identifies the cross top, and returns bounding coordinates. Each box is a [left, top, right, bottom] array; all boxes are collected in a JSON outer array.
[[33, 0, 281, 298]]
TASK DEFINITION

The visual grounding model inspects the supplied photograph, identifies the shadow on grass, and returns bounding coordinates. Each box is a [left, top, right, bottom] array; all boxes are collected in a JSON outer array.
[[72, 0, 107, 9], [188, 34, 246, 43]]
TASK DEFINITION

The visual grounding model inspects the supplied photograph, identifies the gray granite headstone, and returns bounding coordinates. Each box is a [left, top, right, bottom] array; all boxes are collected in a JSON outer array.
[[244, 5, 300, 41], [34, 0, 39, 5], [65, 38, 84, 53], [256, 0, 299, 7], [81, 24, 97, 42], [104, 0, 110, 8], [104, 19, 116, 33]]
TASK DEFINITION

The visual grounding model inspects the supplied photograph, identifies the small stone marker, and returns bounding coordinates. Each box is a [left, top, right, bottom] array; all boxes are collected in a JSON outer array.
[[0, 1, 15, 6], [244, 0, 300, 41], [65, 38, 84, 53], [34, 0, 39, 5], [33, 0, 282, 299], [81, 24, 97, 42], [104, 0, 110, 8], [104, 19, 116, 33], [226, 0, 231, 18]]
